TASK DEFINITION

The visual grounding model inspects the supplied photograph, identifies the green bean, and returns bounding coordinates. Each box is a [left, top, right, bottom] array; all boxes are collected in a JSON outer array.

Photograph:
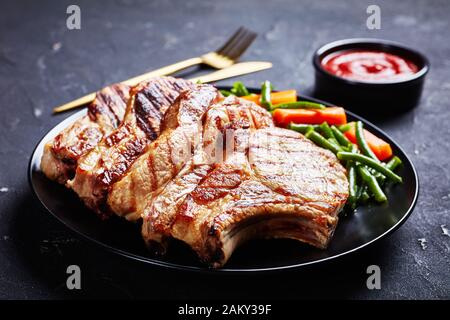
[[320, 122, 334, 139], [386, 156, 402, 171], [342, 144, 355, 152], [346, 147, 362, 208], [346, 142, 386, 185], [260, 80, 272, 110], [270, 101, 325, 111], [355, 183, 364, 201], [328, 138, 341, 149], [220, 90, 233, 97], [371, 156, 402, 185], [376, 156, 402, 186], [359, 189, 371, 203], [347, 163, 358, 206], [354, 183, 370, 204], [331, 125, 352, 148], [338, 123, 352, 133], [336, 152, 403, 183], [230, 81, 249, 97], [371, 168, 385, 185], [357, 166, 387, 202], [288, 123, 319, 134], [355, 121, 379, 161], [305, 130, 341, 154]]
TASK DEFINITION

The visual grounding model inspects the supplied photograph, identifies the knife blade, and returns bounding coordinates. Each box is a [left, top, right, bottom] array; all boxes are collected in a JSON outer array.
[[189, 61, 272, 83]]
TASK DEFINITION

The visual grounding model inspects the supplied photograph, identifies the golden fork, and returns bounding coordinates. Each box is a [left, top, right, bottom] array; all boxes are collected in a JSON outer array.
[[53, 27, 257, 113]]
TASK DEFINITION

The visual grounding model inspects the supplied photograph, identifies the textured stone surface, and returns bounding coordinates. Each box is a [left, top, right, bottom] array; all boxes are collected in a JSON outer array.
[[0, 0, 449, 299]]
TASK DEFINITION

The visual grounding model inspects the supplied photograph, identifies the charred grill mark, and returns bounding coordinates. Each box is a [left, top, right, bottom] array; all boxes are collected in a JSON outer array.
[[52, 125, 103, 165], [168, 165, 216, 226], [172, 79, 195, 93], [96, 136, 147, 190], [87, 84, 129, 130], [191, 165, 245, 205], [89, 90, 119, 128], [102, 89, 122, 127], [250, 144, 323, 156], [134, 79, 196, 140], [134, 93, 161, 140], [114, 84, 128, 102], [105, 124, 131, 147], [260, 131, 301, 142], [223, 119, 250, 131]]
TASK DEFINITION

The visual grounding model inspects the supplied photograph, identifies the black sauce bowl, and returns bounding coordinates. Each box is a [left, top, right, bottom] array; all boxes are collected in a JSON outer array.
[[313, 38, 429, 118]]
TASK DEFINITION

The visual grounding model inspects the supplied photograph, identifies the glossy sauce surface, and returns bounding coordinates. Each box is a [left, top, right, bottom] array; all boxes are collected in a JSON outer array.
[[322, 50, 418, 82]]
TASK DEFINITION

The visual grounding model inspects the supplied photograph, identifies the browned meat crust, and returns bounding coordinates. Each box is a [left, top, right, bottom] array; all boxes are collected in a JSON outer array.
[[108, 85, 222, 220], [68, 77, 198, 217], [41, 83, 130, 184]]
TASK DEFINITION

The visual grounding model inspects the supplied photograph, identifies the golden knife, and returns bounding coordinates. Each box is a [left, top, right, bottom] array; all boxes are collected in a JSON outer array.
[[53, 61, 272, 113], [188, 61, 272, 83]]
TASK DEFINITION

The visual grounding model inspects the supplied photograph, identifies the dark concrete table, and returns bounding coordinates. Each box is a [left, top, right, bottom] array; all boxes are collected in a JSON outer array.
[[0, 0, 448, 299]]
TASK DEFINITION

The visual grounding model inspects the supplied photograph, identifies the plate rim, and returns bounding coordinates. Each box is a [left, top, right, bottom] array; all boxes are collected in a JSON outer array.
[[28, 89, 419, 273]]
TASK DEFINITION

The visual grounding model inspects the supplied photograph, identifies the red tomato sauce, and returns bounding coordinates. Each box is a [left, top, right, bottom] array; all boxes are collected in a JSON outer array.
[[321, 50, 418, 82]]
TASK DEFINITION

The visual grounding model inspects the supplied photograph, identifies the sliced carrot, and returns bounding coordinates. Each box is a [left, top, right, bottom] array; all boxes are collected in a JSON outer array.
[[241, 90, 297, 106], [344, 122, 393, 161], [272, 107, 347, 127], [271, 90, 297, 105], [240, 94, 260, 104]]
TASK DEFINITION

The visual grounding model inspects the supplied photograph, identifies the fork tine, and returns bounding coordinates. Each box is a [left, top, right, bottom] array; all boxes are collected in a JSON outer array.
[[217, 29, 248, 58], [224, 29, 257, 60], [215, 27, 245, 56], [219, 29, 248, 57]]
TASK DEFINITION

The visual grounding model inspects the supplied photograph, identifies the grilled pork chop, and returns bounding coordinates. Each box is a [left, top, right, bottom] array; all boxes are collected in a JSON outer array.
[[41, 84, 130, 184], [142, 102, 348, 267], [68, 77, 198, 217], [140, 98, 273, 247], [108, 85, 221, 221], [108, 94, 269, 221]]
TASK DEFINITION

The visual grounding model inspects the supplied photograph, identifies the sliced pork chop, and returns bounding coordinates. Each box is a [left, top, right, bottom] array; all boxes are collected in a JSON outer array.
[[141, 99, 276, 257], [108, 85, 221, 221], [68, 77, 196, 217], [198, 128, 348, 267], [142, 105, 348, 267], [41, 83, 129, 184], [107, 93, 270, 221]]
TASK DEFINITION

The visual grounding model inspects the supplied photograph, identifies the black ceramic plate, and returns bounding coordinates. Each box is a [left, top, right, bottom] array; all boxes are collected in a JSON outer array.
[[28, 89, 418, 272]]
